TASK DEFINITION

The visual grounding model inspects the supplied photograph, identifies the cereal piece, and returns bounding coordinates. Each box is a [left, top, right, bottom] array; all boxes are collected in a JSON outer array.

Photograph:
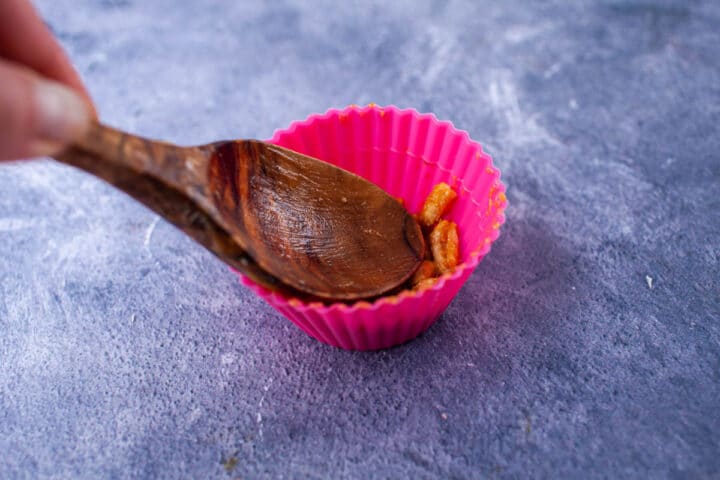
[[410, 260, 436, 286], [418, 183, 457, 227], [430, 220, 459, 274], [414, 278, 438, 290]]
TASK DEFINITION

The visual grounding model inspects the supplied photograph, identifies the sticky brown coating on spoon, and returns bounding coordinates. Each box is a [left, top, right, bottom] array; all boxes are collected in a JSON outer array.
[[208, 141, 425, 300]]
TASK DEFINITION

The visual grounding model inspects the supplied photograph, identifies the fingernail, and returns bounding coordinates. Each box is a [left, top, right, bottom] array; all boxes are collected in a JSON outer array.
[[33, 79, 90, 144], [28, 139, 64, 158]]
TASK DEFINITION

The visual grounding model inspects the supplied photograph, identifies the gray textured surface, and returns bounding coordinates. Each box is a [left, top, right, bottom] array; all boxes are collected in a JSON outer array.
[[1, 0, 719, 478]]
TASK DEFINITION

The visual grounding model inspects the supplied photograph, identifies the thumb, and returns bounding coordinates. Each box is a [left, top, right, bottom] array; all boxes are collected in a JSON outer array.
[[0, 58, 91, 161]]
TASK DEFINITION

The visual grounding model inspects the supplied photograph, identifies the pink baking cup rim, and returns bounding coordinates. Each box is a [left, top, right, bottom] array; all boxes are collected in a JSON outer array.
[[240, 104, 507, 315]]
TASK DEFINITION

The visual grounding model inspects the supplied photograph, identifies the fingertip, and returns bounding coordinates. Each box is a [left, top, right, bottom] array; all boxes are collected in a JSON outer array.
[[0, 60, 91, 161], [33, 78, 91, 146]]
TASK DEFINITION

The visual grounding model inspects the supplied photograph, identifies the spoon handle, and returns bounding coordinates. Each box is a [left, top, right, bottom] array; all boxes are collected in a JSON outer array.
[[70, 121, 215, 213], [54, 124, 286, 294]]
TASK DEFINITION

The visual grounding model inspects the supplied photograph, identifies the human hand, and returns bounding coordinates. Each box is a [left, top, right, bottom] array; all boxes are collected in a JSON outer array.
[[0, 0, 94, 161]]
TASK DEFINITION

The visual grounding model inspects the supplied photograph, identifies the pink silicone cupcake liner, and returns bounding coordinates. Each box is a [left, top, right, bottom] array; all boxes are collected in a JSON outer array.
[[236, 105, 507, 350]]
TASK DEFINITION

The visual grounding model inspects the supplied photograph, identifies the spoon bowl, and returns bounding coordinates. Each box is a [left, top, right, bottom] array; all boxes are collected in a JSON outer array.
[[56, 122, 425, 300], [208, 140, 424, 299]]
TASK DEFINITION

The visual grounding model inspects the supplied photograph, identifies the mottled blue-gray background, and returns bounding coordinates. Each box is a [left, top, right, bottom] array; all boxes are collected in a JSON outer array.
[[1, 0, 719, 478]]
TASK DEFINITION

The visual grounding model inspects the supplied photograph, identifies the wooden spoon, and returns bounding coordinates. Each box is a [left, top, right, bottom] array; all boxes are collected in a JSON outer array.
[[55, 122, 425, 301]]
